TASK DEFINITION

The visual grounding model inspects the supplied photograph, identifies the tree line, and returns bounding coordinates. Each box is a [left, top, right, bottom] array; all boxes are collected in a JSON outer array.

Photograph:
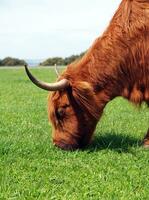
[[0, 51, 85, 67], [40, 52, 85, 66], [0, 57, 27, 66]]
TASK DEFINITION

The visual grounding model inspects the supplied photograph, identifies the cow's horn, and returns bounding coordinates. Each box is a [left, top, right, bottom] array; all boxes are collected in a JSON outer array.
[[24, 65, 69, 91], [54, 64, 60, 78]]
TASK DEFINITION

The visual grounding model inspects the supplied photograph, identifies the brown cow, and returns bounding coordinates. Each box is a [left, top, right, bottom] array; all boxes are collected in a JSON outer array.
[[25, 0, 149, 150]]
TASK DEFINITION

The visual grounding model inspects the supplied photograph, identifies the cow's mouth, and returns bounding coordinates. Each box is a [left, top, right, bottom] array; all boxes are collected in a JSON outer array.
[[54, 140, 79, 151]]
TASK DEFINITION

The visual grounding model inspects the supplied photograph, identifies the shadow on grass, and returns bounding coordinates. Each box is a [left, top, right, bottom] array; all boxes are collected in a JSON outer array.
[[86, 132, 142, 153]]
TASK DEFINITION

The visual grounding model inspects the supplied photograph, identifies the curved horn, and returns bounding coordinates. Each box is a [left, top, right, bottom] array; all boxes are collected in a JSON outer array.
[[24, 65, 69, 91], [54, 64, 60, 78]]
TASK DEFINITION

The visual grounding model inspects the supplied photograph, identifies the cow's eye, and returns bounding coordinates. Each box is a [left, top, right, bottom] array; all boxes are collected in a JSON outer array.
[[56, 107, 65, 119], [56, 104, 70, 120]]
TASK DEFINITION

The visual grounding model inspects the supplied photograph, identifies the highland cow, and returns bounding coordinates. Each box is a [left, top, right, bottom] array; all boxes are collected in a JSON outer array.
[[25, 0, 149, 150]]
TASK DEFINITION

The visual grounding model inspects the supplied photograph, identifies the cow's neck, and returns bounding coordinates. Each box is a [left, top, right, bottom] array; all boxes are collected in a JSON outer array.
[[63, 0, 149, 116], [62, 0, 149, 119]]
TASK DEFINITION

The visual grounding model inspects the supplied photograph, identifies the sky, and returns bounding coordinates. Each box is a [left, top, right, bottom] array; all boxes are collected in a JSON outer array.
[[0, 0, 121, 59]]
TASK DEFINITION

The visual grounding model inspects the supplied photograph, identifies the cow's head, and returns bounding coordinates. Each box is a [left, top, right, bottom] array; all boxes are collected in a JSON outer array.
[[25, 65, 100, 150]]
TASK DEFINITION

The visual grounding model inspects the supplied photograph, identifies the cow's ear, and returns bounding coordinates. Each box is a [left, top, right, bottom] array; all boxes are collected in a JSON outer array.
[[71, 81, 99, 120], [72, 81, 93, 93], [72, 81, 94, 103]]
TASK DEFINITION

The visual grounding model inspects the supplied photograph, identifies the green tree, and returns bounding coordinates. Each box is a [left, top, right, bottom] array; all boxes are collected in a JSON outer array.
[[40, 51, 86, 66], [0, 57, 27, 66]]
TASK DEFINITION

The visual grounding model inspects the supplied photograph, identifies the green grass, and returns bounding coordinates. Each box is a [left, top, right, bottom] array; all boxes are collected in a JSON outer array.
[[0, 67, 149, 200]]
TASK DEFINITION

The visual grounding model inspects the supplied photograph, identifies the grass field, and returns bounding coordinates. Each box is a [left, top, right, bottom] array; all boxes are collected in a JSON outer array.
[[0, 67, 149, 199]]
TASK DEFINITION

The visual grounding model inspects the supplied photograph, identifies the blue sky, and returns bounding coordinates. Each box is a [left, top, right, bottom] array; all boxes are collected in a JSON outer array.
[[0, 0, 121, 59]]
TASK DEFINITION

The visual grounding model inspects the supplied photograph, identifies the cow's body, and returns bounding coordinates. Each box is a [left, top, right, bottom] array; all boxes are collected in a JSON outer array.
[[25, 0, 149, 150]]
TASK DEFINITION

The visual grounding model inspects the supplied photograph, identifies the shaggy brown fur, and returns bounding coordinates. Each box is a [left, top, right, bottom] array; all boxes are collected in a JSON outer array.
[[48, 0, 149, 150]]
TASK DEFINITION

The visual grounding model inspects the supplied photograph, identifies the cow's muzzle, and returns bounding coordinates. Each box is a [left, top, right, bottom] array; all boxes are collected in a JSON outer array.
[[54, 140, 79, 151]]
